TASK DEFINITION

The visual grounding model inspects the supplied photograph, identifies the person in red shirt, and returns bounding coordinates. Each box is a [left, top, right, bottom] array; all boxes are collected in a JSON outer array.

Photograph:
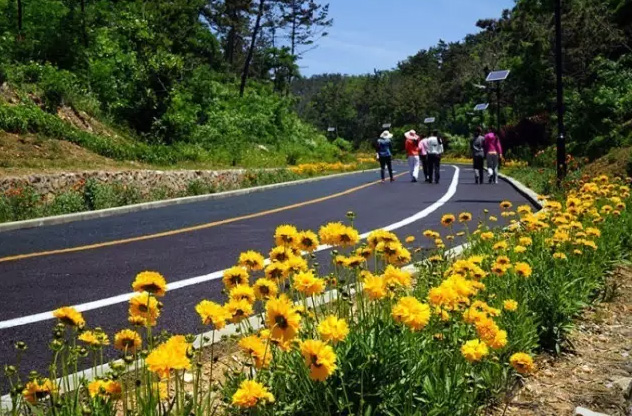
[[484, 128, 503, 184], [404, 130, 420, 182]]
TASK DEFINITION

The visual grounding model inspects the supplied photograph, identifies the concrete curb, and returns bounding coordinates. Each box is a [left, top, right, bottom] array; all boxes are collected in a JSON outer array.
[[499, 172, 543, 210], [0, 168, 378, 233]]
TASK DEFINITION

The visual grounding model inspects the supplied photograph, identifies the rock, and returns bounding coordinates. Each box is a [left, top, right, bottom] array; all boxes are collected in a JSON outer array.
[[574, 406, 611, 416], [613, 376, 632, 398]]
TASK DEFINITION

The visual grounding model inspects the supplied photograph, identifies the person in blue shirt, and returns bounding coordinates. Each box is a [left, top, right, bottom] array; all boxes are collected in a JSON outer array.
[[376, 130, 394, 183]]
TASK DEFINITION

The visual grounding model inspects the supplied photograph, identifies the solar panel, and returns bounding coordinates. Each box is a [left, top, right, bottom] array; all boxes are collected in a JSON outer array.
[[327, 127, 336, 132], [486, 70, 510, 82], [381, 123, 392, 129], [474, 103, 489, 111], [424, 117, 436, 124]]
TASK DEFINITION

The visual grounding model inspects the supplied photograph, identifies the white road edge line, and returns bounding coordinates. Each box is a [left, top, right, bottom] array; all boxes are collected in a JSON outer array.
[[0, 166, 460, 330]]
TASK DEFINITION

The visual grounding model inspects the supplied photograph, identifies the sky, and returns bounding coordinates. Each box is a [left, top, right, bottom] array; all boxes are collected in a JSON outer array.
[[300, 0, 515, 76]]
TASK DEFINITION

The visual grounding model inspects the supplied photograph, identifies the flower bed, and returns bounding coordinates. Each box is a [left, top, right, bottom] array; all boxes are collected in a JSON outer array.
[[3, 176, 631, 415]]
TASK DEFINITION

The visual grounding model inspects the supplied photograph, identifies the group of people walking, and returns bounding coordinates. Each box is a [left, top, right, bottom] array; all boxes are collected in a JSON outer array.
[[375, 126, 503, 184], [376, 129, 445, 184]]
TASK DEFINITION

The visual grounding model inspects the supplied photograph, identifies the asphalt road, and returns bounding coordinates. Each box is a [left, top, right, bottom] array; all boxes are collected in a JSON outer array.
[[0, 163, 535, 391]]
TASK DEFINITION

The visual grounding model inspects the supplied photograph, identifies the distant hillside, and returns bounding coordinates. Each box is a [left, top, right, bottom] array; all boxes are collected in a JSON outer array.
[[0, 0, 344, 171]]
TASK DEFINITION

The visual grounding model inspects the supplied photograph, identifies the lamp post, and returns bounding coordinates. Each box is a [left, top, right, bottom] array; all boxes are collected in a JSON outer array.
[[485, 70, 510, 133], [555, 0, 567, 182]]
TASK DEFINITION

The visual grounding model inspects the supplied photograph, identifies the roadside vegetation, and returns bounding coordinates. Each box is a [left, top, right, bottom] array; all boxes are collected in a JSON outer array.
[[0, 161, 375, 223], [3, 170, 631, 415]]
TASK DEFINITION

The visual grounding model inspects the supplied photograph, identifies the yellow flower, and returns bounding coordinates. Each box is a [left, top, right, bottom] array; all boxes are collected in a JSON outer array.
[[132, 271, 167, 297], [514, 245, 527, 254], [405, 236, 416, 244], [345, 255, 366, 268], [300, 340, 337, 381], [489, 216, 498, 222], [392, 297, 431, 331], [459, 212, 473, 222], [553, 252, 567, 260], [493, 241, 508, 251], [492, 263, 509, 276], [78, 330, 109, 347], [265, 295, 301, 343], [519, 237, 533, 246], [319, 222, 359, 247], [363, 275, 387, 300], [195, 300, 231, 329], [232, 380, 275, 408], [487, 329, 508, 350], [461, 339, 489, 363], [480, 232, 494, 241], [368, 229, 400, 247], [382, 265, 413, 289], [517, 205, 532, 215], [586, 227, 601, 238], [423, 230, 437, 239], [264, 261, 290, 282], [495, 256, 511, 266], [274, 224, 298, 247], [286, 256, 308, 274], [296, 230, 320, 252], [573, 249, 583, 255], [222, 266, 249, 289], [53, 307, 85, 329], [467, 255, 485, 264], [114, 329, 142, 353], [88, 379, 122, 400], [146, 335, 191, 378], [428, 255, 444, 263], [22, 379, 57, 404], [318, 316, 349, 344], [356, 246, 373, 259], [226, 299, 254, 323], [238, 251, 265, 271], [229, 285, 256, 304], [293, 271, 326, 296], [238, 335, 271, 369], [253, 279, 278, 301], [515, 262, 532, 278], [269, 246, 293, 263], [503, 300, 518, 311], [128, 292, 161, 326], [510, 352, 535, 374], [441, 214, 456, 227], [500, 201, 513, 209]]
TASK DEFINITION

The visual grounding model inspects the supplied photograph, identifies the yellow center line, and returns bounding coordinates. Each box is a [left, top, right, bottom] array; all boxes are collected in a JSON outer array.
[[0, 172, 407, 264]]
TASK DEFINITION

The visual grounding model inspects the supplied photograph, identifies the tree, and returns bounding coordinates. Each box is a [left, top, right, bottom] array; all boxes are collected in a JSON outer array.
[[240, 0, 266, 97]]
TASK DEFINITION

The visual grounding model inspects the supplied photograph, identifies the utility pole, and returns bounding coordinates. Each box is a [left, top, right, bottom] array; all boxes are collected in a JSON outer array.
[[555, 0, 567, 182]]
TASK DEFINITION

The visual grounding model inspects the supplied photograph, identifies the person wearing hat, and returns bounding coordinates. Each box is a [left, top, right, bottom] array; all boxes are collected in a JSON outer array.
[[404, 130, 420, 182], [376, 130, 394, 183]]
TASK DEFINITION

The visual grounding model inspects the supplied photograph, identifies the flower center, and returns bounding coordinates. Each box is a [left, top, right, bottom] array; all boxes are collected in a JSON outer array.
[[275, 315, 288, 329]]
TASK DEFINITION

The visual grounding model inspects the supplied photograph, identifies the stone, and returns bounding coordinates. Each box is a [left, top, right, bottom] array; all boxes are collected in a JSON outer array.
[[613, 376, 632, 398], [574, 407, 611, 416]]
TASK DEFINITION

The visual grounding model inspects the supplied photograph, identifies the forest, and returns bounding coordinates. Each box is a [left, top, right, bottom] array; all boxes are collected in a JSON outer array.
[[0, 0, 631, 166], [0, 0, 341, 167], [294, 0, 632, 160]]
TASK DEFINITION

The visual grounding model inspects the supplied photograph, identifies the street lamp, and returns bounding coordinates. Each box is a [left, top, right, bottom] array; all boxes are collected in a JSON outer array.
[[485, 69, 510, 133], [327, 126, 337, 140], [555, 0, 566, 181], [381, 123, 392, 130]]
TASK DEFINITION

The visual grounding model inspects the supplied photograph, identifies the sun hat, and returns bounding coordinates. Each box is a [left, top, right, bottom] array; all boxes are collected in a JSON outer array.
[[405, 130, 418, 140], [380, 130, 393, 139]]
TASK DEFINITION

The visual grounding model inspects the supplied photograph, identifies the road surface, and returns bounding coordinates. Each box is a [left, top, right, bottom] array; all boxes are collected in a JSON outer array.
[[0, 163, 535, 390]]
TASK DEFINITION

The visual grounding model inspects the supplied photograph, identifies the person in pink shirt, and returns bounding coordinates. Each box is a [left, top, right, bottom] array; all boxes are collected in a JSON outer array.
[[484, 128, 503, 184], [418, 134, 429, 182]]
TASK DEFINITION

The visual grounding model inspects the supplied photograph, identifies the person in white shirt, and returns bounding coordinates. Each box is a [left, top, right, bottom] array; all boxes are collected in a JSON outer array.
[[425, 131, 444, 184], [418, 134, 429, 182]]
